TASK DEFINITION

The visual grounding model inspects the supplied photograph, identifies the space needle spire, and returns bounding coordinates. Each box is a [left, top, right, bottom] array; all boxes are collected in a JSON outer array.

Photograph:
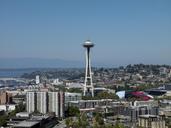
[[83, 40, 94, 97]]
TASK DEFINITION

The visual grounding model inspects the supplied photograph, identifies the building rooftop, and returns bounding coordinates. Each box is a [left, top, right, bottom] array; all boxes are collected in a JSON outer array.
[[16, 112, 30, 117], [13, 94, 25, 99], [69, 99, 113, 103], [65, 92, 82, 96], [14, 120, 39, 127], [30, 115, 50, 121], [139, 115, 158, 118]]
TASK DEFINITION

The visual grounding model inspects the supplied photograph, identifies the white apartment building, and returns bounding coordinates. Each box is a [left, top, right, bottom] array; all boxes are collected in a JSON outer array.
[[37, 92, 47, 114], [26, 92, 36, 113], [26, 91, 64, 117]]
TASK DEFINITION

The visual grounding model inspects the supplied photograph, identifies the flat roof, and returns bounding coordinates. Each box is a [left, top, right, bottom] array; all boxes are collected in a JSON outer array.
[[65, 92, 82, 96], [14, 121, 39, 127], [80, 108, 96, 111], [69, 99, 113, 103], [30, 115, 50, 120], [139, 115, 158, 118]]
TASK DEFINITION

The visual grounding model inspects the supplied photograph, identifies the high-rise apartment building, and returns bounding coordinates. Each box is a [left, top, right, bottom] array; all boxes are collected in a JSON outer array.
[[26, 91, 64, 117], [37, 92, 47, 114], [59, 91, 64, 118], [48, 92, 59, 117], [26, 92, 36, 113]]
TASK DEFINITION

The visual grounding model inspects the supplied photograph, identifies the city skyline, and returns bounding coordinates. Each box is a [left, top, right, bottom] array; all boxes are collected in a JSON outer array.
[[0, 0, 171, 67]]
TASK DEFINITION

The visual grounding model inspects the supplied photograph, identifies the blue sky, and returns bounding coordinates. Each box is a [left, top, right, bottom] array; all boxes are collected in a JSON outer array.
[[0, 0, 171, 66]]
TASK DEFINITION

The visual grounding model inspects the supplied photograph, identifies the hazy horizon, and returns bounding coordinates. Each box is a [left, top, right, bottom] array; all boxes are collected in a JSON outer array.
[[1, 0, 171, 67], [1, 58, 171, 69]]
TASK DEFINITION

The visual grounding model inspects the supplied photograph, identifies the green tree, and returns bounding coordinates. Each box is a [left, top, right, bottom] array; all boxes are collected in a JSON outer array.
[[67, 106, 80, 117], [113, 121, 125, 128], [16, 103, 25, 113], [67, 88, 82, 93], [97, 91, 119, 99], [0, 115, 7, 126], [168, 125, 171, 128], [65, 113, 88, 128], [65, 117, 74, 128], [77, 113, 88, 128], [95, 113, 104, 125], [93, 113, 105, 128]]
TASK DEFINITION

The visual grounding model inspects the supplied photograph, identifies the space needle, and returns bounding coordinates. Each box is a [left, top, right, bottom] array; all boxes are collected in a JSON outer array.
[[83, 40, 94, 97]]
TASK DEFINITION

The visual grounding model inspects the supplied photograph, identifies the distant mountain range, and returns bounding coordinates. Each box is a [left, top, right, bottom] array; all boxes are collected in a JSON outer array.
[[0, 58, 84, 68]]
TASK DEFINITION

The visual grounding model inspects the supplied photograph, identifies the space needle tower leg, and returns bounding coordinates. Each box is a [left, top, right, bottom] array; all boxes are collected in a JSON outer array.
[[83, 40, 94, 97]]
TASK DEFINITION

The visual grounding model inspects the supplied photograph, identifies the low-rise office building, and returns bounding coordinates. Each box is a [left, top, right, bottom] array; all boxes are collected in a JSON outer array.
[[128, 106, 159, 122], [138, 115, 166, 128], [12, 94, 26, 104], [69, 99, 113, 112], [65, 92, 82, 107]]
